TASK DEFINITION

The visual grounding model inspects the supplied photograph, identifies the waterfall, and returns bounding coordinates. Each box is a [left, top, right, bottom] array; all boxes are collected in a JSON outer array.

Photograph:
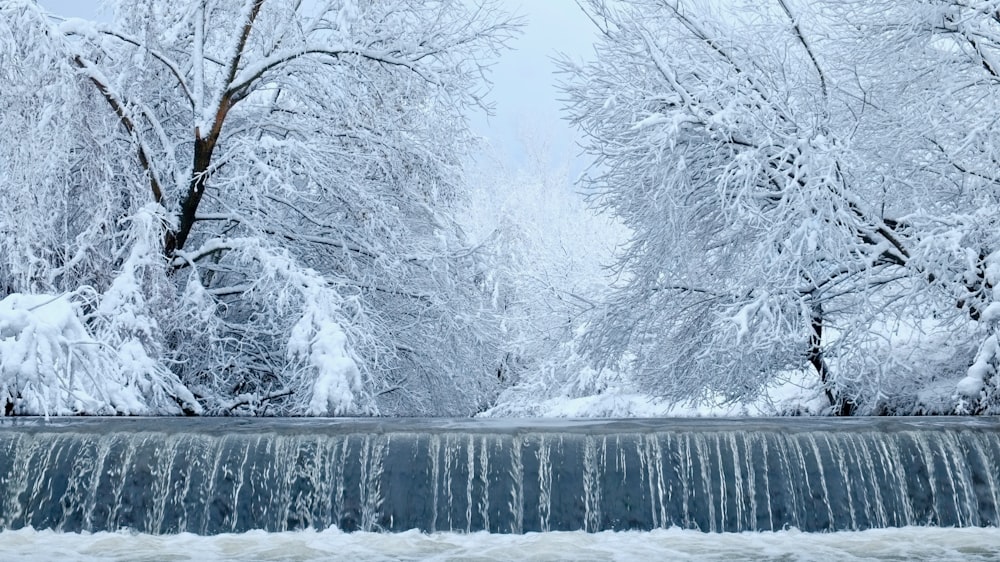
[[0, 417, 998, 535]]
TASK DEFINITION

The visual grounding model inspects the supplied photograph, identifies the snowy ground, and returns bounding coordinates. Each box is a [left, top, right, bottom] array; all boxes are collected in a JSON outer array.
[[486, 371, 835, 418], [1, 527, 998, 561]]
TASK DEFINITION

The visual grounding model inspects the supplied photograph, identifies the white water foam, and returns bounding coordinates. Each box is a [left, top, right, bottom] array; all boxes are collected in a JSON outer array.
[[1, 527, 999, 561]]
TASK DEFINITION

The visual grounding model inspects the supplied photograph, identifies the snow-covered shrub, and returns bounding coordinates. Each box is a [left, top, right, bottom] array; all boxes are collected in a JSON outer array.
[[955, 249, 1000, 413], [0, 292, 193, 416]]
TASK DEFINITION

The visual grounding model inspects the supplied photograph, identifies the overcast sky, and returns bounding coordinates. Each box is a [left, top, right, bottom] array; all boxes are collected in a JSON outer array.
[[36, 0, 597, 177]]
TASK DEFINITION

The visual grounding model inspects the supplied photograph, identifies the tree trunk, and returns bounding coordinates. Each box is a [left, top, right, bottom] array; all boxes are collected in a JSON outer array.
[[165, 133, 216, 256], [809, 300, 855, 416]]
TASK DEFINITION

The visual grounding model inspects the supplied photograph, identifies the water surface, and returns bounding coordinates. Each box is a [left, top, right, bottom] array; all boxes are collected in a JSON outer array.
[[1, 526, 999, 561]]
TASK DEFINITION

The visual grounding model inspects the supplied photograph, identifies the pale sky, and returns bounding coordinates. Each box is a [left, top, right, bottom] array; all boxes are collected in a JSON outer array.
[[35, 0, 597, 176]]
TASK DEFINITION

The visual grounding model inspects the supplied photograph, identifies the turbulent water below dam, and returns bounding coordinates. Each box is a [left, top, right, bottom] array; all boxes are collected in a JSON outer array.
[[3, 526, 1000, 561], [1, 416, 999, 537]]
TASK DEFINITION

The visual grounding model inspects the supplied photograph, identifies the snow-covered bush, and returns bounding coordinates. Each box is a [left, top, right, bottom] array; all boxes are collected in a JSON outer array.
[[0, 292, 195, 416], [953, 248, 1000, 413]]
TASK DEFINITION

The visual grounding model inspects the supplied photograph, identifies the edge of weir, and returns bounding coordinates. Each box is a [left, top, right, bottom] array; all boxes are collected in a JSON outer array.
[[1, 415, 999, 436]]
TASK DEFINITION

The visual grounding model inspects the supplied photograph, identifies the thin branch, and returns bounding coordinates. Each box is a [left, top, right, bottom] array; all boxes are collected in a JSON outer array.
[[777, 0, 828, 101], [227, 45, 443, 101], [73, 56, 165, 205], [88, 27, 195, 108]]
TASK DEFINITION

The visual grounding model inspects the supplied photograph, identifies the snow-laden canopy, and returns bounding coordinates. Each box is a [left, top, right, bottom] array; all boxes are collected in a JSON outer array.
[[0, 0, 518, 416]]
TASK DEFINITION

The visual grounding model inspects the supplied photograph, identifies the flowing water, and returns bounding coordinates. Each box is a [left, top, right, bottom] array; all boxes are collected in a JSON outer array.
[[0, 417, 999, 559], [2, 526, 1000, 561]]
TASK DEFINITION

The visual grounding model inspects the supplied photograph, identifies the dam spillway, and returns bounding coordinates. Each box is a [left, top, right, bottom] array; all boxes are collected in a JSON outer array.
[[0, 417, 998, 535]]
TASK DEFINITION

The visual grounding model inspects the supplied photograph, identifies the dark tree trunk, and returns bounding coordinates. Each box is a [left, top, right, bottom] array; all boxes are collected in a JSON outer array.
[[165, 132, 217, 256], [163, 0, 261, 257], [809, 300, 855, 416]]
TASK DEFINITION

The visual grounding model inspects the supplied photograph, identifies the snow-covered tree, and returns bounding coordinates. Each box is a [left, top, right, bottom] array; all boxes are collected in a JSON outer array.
[[0, 0, 517, 415], [876, 0, 1000, 413], [562, 0, 1000, 414], [460, 139, 629, 416]]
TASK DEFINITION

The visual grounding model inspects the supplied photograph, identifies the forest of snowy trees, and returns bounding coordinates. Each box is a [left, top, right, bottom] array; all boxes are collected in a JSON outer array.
[[1, 0, 999, 417]]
